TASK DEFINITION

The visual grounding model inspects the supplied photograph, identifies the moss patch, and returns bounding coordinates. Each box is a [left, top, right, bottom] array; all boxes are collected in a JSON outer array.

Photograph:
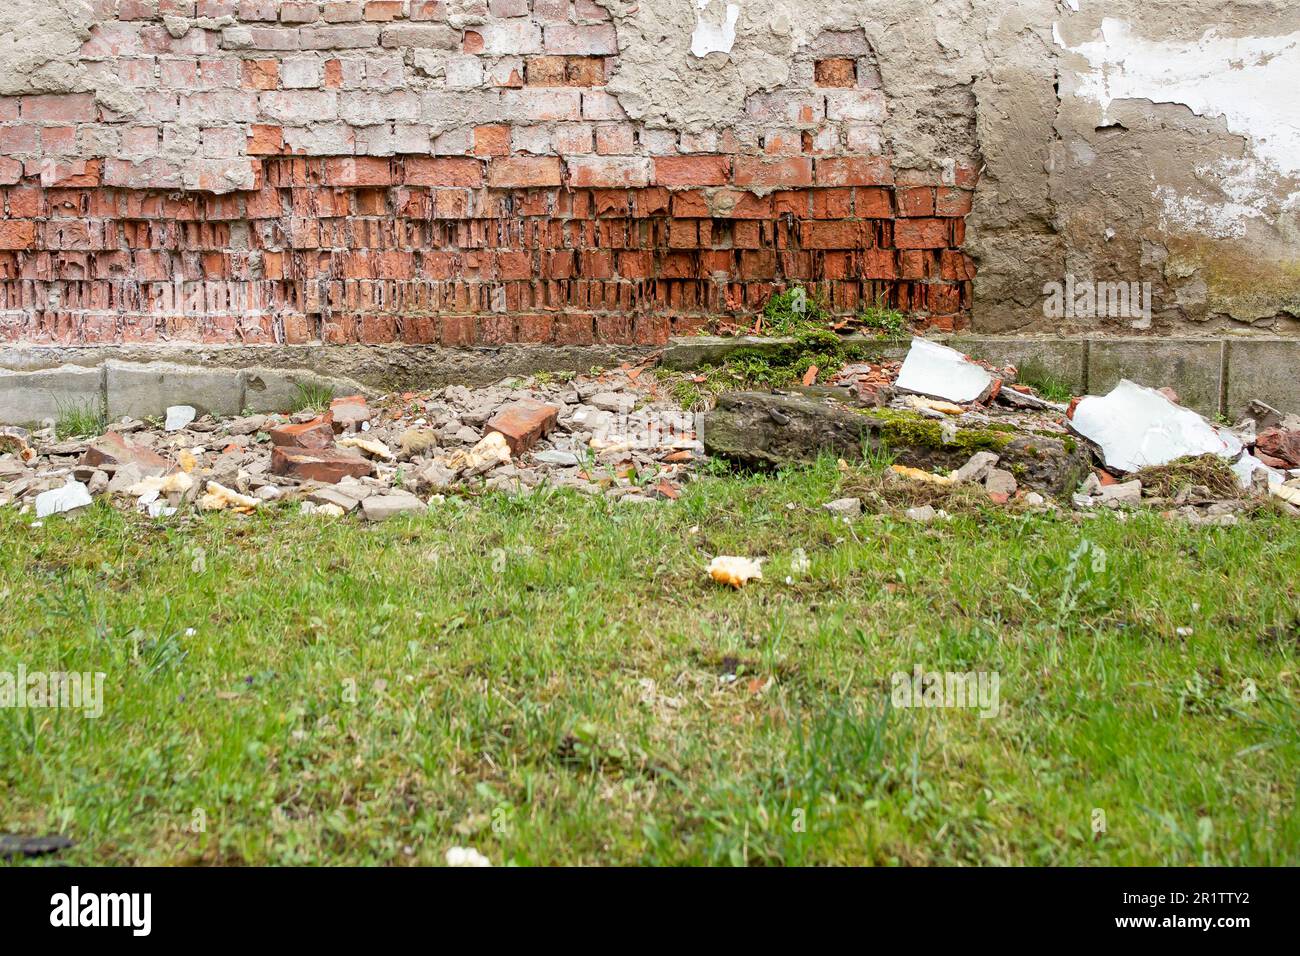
[[868, 407, 1016, 454]]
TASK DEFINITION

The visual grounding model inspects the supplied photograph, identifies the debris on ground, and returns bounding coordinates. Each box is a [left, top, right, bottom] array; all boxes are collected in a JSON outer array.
[[894, 338, 999, 404], [708, 556, 764, 589], [1, 368, 702, 521], [704, 336, 1299, 523], [1069, 380, 1241, 473]]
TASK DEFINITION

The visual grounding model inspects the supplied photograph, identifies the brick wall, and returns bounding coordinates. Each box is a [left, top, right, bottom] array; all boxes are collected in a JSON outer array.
[[0, 1, 978, 348]]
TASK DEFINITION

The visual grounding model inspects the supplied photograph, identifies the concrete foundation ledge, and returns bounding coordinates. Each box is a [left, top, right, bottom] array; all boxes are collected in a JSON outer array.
[[0, 342, 658, 426], [0, 336, 1295, 425]]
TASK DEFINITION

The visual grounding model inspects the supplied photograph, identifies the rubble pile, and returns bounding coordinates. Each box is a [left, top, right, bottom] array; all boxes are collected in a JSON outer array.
[[704, 337, 1300, 522], [0, 367, 702, 522]]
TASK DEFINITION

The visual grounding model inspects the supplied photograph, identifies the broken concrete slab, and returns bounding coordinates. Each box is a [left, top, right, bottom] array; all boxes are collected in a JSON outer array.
[[704, 391, 1089, 495], [1226, 340, 1300, 420], [34, 480, 93, 518], [1088, 340, 1224, 418], [361, 491, 428, 522]]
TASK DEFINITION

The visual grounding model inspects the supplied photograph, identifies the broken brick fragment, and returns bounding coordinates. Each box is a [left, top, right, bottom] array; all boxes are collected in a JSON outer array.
[[1256, 427, 1300, 467], [269, 416, 335, 449], [485, 400, 559, 455], [271, 446, 374, 484], [329, 395, 371, 432], [80, 431, 173, 477]]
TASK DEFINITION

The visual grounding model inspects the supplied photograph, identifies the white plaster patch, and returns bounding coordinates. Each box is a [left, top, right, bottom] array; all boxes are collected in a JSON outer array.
[[1057, 17, 1300, 235], [691, 0, 740, 57]]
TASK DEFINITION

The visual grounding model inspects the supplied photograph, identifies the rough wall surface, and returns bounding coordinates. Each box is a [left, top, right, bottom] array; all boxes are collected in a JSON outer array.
[[0, 0, 1295, 351]]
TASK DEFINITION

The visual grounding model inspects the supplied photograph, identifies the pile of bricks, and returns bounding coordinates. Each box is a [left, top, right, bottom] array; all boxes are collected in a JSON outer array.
[[0, 1, 978, 348]]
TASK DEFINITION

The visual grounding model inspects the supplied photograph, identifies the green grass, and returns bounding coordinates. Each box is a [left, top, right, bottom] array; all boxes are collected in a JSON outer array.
[[1016, 362, 1076, 403], [54, 397, 106, 440], [1, 461, 1297, 866], [289, 381, 336, 414]]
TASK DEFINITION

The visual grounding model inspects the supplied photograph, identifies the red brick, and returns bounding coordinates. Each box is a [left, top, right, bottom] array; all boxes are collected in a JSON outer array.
[[802, 220, 868, 250], [271, 446, 375, 483], [325, 156, 393, 186], [936, 187, 974, 217], [897, 187, 935, 217], [733, 156, 813, 188], [473, 124, 510, 156], [567, 156, 650, 187], [855, 186, 893, 218], [654, 154, 730, 187], [40, 159, 101, 188], [488, 156, 563, 187], [0, 221, 36, 250], [406, 156, 483, 186], [363, 0, 404, 20], [816, 157, 893, 186], [485, 399, 559, 455], [269, 415, 336, 448], [247, 124, 285, 154], [243, 59, 280, 90], [21, 94, 96, 123], [815, 58, 856, 87], [894, 218, 949, 249]]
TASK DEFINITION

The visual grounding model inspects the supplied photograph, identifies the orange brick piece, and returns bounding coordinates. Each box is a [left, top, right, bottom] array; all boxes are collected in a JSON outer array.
[[485, 400, 560, 455]]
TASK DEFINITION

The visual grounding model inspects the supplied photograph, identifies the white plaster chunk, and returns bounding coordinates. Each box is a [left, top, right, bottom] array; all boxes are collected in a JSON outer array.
[[165, 405, 196, 432], [35, 480, 93, 518], [894, 338, 995, 405], [1232, 453, 1284, 490], [1070, 380, 1242, 473], [691, 0, 740, 57]]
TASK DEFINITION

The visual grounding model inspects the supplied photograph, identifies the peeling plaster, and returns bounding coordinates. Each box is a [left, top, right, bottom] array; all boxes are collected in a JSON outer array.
[[691, 0, 741, 57], [1056, 16, 1300, 240]]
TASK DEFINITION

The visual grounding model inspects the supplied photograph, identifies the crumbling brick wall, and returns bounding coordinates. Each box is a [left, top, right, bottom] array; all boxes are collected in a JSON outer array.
[[0, 1, 976, 349]]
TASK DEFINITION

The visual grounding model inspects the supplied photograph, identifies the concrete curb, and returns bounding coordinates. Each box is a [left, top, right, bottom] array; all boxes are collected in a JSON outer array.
[[1, 336, 1295, 425], [0, 342, 657, 426]]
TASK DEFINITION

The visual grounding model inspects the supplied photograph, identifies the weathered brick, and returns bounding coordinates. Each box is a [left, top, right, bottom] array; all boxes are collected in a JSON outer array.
[[405, 156, 483, 186], [487, 156, 563, 187], [893, 218, 949, 249], [567, 156, 650, 188], [654, 155, 730, 187], [485, 399, 559, 455], [814, 58, 856, 87], [816, 156, 893, 186], [733, 156, 812, 188]]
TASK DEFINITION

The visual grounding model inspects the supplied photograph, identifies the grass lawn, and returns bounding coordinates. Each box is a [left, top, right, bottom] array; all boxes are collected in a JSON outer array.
[[1, 458, 1297, 866]]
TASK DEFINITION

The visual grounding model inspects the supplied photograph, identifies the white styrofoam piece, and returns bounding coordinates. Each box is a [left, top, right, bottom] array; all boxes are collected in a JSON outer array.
[[1071, 379, 1241, 473], [894, 338, 995, 404], [34, 480, 93, 518]]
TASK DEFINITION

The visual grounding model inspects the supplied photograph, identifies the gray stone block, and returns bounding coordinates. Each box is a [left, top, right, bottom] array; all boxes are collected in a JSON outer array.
[[0, 365, 103, 426], [240, 367, 369, 414], [1087, 339, 1224, 416], [105, 361, 244, 420], [1226, 340, 1300, 417], [954, 337, 1087, 392]]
